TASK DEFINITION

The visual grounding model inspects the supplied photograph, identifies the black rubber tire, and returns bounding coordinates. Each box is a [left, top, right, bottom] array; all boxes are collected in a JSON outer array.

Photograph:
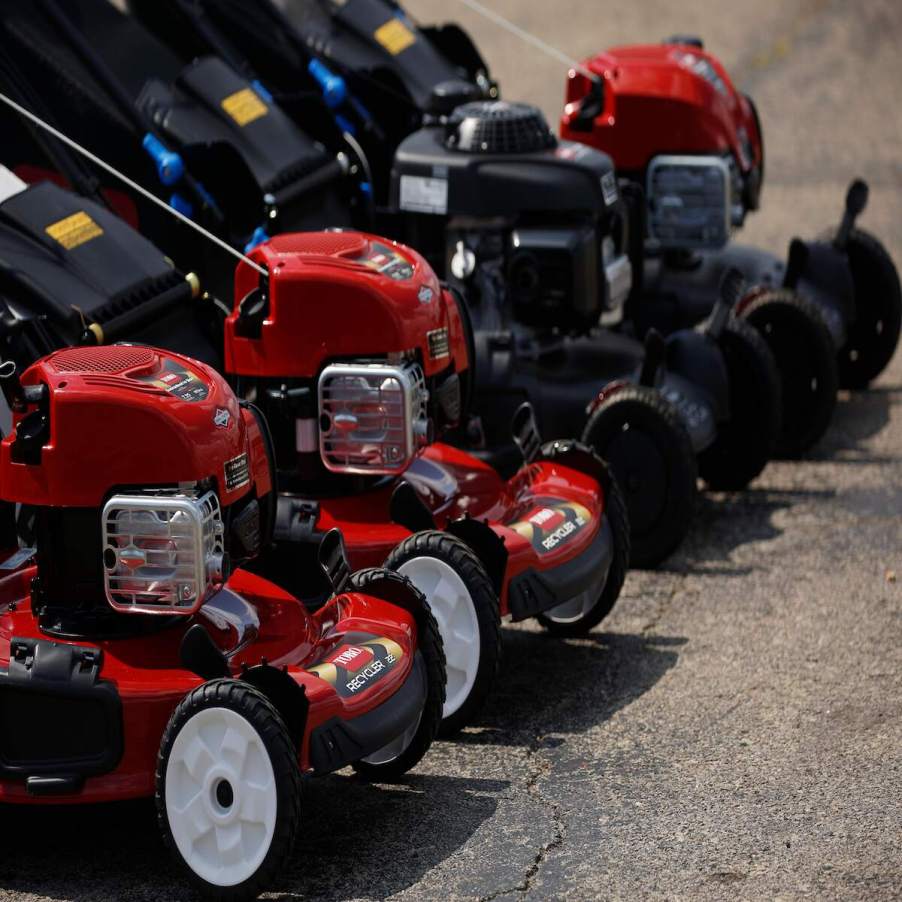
[[156, 679, 302, 902], [739, 289, 838, 458], [698, 317, 782, 490], [582, 385, 697, 569], [837, 228, 902, 388], [350, 571, 445, 780], [384, 531, 501, 736], [536, 465, 630, 636]]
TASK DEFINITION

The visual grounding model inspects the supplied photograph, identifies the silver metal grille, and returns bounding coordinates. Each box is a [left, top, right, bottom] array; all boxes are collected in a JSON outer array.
[[646, 154, 732, 249], [102, 490, 225, 615], [318, 361, 429, 474]]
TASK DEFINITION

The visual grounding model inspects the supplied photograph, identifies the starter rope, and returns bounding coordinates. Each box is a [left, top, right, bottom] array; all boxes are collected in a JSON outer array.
[[455, 0, 596, 80], [0, 90, 268, 276]]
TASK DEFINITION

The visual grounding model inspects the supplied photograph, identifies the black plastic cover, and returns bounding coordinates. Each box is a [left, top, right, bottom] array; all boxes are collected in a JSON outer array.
[[0, 637, 123, 782], [140, 56, 332, 199], [0, 180, 180, 334]]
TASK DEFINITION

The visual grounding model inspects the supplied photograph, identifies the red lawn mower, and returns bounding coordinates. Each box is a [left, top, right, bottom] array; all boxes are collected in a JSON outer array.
[[0, 343, 445, 900], [226, 229, 629, 733], [561, 37, 902, 451]]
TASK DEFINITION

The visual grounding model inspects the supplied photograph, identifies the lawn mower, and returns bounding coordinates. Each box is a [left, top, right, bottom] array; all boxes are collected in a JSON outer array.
[[560, 37, 902, 447], [225, 228, 630, 733], [0, 119, 629, 736], [121, 0, 785, 568], [0, 342, 445, 900]]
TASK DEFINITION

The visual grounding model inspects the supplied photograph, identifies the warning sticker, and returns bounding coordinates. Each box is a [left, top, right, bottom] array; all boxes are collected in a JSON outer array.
[[427, 327, 450, 360], [221, 87, 269, 127], [374, 18, 416, 55], [508, 500, 592, 554], [309, 636, 404, 698], [399, 175, 448, 215], [134, 357, 209, 402], [224, 452, 250, 493], [45, 211, 103, 250]]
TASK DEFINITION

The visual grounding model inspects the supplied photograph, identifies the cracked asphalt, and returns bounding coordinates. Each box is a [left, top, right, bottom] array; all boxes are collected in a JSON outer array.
[[2, 1, 902, 900]]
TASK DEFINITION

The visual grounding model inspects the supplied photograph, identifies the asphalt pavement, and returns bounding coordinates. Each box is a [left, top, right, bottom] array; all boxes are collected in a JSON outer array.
[[2, 1, 901, 900]]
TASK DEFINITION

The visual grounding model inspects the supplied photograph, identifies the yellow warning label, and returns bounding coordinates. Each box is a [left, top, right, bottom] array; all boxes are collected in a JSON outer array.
[[221, 88, 268, 127], [374, 18, 416, 55], [45, 211, 103, 250]]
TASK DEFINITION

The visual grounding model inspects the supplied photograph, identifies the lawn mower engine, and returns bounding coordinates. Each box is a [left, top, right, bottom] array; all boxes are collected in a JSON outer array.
[[561, 37, 901, 397], [225, 229, 470, 494], [391, 100, 636, 437], [2, 343, 274, 636]]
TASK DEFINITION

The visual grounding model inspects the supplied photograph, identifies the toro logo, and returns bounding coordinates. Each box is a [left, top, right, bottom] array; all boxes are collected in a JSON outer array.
[[527, 507, 565, 531], [328, 645, 374, 672]]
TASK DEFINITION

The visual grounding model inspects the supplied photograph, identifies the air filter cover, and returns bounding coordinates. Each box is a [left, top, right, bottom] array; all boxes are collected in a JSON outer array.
[[445, 101, 557, 154]]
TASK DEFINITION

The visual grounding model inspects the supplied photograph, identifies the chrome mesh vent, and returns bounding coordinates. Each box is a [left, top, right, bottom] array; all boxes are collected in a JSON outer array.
[[318, 361, 429, 475], [102, 490, 225, 615], [646, 154, 732, 249]]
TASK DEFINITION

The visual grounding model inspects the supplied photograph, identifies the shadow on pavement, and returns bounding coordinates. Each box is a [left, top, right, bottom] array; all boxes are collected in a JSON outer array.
[[0, 772, 506, 902], [665, 485, 835, 575], [456, 629, 684, 746], [814, 386, 894, 462]]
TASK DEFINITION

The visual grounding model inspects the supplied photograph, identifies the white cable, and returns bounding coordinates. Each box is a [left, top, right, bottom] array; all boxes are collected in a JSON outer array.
[[0, 90, 268, 276], [456, 0, 596, 80]]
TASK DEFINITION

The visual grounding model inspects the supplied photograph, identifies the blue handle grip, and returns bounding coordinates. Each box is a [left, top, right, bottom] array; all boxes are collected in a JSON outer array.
[[244, 226, 270, 253], [308, 59, 347, 109], [142, 133, 184, 187]]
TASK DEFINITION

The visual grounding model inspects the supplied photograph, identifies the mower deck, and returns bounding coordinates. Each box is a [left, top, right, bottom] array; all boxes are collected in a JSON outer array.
[[0, 563, 422, 803]]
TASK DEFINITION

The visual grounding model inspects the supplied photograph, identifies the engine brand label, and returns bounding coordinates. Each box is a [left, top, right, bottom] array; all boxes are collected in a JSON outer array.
[[374, 18, 416, 55], [309, 636, 404, 698], [224, 452, 250, 492], [133, 357, 210, 402], [508, 500, 592, 554], [221, 87, 268, 126], [399, 175, 448, 215], [427, 327, 450, 360], [45, 211, 103, 250]]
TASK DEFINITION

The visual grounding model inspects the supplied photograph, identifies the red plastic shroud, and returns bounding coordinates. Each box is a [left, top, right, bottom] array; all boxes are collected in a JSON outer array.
[[0, 345, 271, 510], [0, 564, 420, 804], [313, 442, 608, 618], [226, 231, 469, 382], [560, 43, 763, 175]]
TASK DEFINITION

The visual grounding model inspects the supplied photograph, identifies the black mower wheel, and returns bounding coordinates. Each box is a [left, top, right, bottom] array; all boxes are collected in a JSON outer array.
[[698, 317, 782, 490], [156, 679, 302, 902], [739, 289, 838, 458], [582, 384, 697, 569], [350, 572, 445, 780], [838, 228, 902, 388], [384, 531, 501, 736], [536, 465, 630, 636]]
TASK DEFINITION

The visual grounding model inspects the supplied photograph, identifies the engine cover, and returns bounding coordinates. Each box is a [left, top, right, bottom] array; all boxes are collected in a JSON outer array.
[[1, 346, 261, 509], [226, 231, 469, 382], [392, 103, 620, 219]]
